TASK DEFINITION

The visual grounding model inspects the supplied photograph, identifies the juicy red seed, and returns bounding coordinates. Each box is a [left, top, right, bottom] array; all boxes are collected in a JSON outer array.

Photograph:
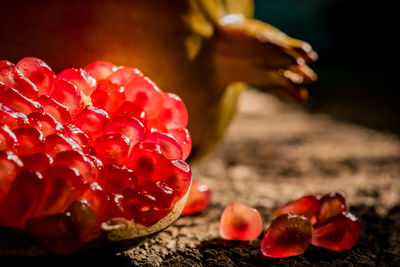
[[13, 127, 45, 155], [26, 213, 80, 255], [162, 160, 191, 199], [28, 111, 63, 136], [91, 79, 125, 114], [82, 182, 108, 222], [98, 164, 136, 194], [312, 212, 361, 252], [67, 200, 101, 242], [168, 128, 191, 161], [57, 68, 97, 96], [107, 67, 142, 87], [261, 214, 313, 258], [0, 170, 44, 228], [274, 195, 321, 224], [20, 153, 53, 174], [50, 79, 84, 116], [54, 150, 98, 183], [0, 150, 23, 204], [123, 74, 164, 119], [16, 57, 56, 95], [37, 95, 72, 124], [93, 134, 130, 165], [181, 181, 211, 216], [116, 101, 147, 124], [316, 192, 348, 224], [0, 124, 18, 150], [219, 203, 263, 241], [74, 105, 109, 140], [62, 124, 90, 152], [44, 133, 80, 158], [84, 61, 118, 80], [1, 87, 42, 115], [105, 115, 145, 147], [35, 165, 84, 218], [0, 61, 38, 99], [103, 193, 129, 221], [156, 93, 188, 129], [144, 131, 183, 160], [0, 104, 29, 129]]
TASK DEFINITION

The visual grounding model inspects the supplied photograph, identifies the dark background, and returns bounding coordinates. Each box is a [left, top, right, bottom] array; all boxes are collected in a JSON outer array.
[[255, 0, 399, 134]]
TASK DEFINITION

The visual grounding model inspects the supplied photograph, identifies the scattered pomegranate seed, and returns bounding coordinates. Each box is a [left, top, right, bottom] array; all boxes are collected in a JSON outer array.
[[181, 181, 211, 215], [57, 68, 97, 96], [274, 195, 321, 224], [316, 192, 348, 224], [20, 153, 53, 174], [28, 111, 63, 136], [220, 203, 263, 241], [67, 199, 101, 242], [0, 150, 23, 203], [1, 87, 42, 115], [91, 79, 125, 114], [261, 214, 313, 258], [144, 131, 183, 160], [13, 127, 45, 155], [84, 61, 118, 80], [37, 95, 72, 124]]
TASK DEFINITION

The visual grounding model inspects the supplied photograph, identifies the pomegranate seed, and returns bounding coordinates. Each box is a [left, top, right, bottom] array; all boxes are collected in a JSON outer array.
[[1, 87, 42, 115], [26, 213, 80, 255], [67, 200, 101, 242], [316, 192, 348, 224], [107, 67, 141, 87], [91, 79, 125, 114], [261, 214, 313, 258], [156, 93, 188, 129], [105, 115, 145, 147], [34, 165, 84, 217], [181, 181, 211, 215], [44, 133, 80, 157], [0, 150, 23, 203], [312, 212, 361, 251], [103, 193, 129, 221], [98, 164, 136, 194], [0, 81, 4, 91], [93, 134, 130, 165], [57, 68, 97, 96], [82, 182, 108, 222], [0, 104, 29, 129], [20, 153, 53, 174], [62, 124, 90, 152], [162, 160, 191, 199], [0, 170, 44, 228], [16, 57, 56, 95], [220, 203, 263, 241], [0, 124, 18, 150], [274, 195, 321, 224], [50, 79, 84, 116], [84, 61, 118, 80], [54, 150, 99, 183], [116, 101, 147, 124], [37, 95, 72, 124], [13, 127, 45, 155], [28, 111, 63, 136], [168, 128, 192, 161], [144, 131, 183, 160], [74, 105, 109, 140]]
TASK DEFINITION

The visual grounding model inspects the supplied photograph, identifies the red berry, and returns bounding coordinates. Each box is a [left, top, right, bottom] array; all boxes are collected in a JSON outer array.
[[13, 127, 45, 155], [74, 105, 109, 140], [57, 68, 97, 96], [91, 79, 125, 114], [156, 93, 188, 129], [84, 61, 118, 80], [274, 195, 321, 224], [261, 214, 313, 258], [62, 124, 90, 152], [168, 128, 192, 161], [98, 164, 136, 194], [144, 131, 183, 160], [20, 153, 53, 174], [316, 192, 348, 224], [0, 123, 18, 151], [107, 67, 141, 87], [37, 95, 72, 124], [312, 212, 361, 252], [181, 181, 211, 216], [0, 104, 29, 129], [105, 115, 145, 147], [116, 101, 147, 124], [50, 79, 84, 116], [0, 150, 23, 203], [44, 133, 80, 157], [1, 87, 42, 115], [28, 111, 63, 136], [93, 134, 130, 165], [67, 200, 101, 242]]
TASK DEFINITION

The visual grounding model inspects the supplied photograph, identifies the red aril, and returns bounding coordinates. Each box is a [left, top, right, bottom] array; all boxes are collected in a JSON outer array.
[[97, 164, 136, 194], [274, 195, 321, 224], [0, 104, 30, 129], [62, 124, 90, 152], [67, 200, 101, 242], [13, 127, 45, 155], [82, 182, 108, 222], [50, 79, 84, 116], [168, 128, 191, 161], [156, 93, 188, 129], [93, 133, 130, 165], [1, 87, 42, 115], [74, 105, 109, 140], [0, 124, 18, 150], [37, 95, 72, 124], [20, 153, 53, 174], [144, 131, 183, 160], [105, 115, 145, 147], [28, 111, 64, 136], [0, 150, 23, 203], [107, 67, 141, 87], [84, 61, 118, 80], [44, 133, 80, 157], [182, 181, 211, 215], [91, 79, 125, 114], [116, 101, 147, 124], [57, 68, 97, 96], [316, 192, 348, 224]]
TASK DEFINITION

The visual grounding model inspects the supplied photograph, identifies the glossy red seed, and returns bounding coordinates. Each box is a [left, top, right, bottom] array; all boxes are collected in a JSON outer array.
[[312, 212, 361, 252], [316, 192, 348, 224], [107, 67, 141, 87], [67, 200, 101, 242], [74, 105, 109, 140], [57, 68, 97, 96], [13, 127, 45, 155], [20, 153, 53, 174], [274, 195, 321, 224], [0, 124, 18, 150], [98, 164, 136, 193], [116, 101, 147, 124], [105, 116, 145, 147], [0, 150, 23, 203], [144, 131, 183, 160], [0, 170, 44, 228], [1, 87, 42, 115], [54, 150, 98, 183], [26, 213, 80, 255], [50, 79, 84, 116], [94, 134, 130, 165], [37, 95, 72, 124], [35, 165, 84, 217], [157, 93, 188, 129], [261, 214, 313, 258], [82, 182, 108, 222], [62, 124, 90, 152], [91, 79, 125, 114], [220, 203, 262, 241], [168, 128, 192, 161], [84, 61, 118, 80], [16, 57, 56, 95], [28, 112, 63, 136], [103, 193, 129, 221], [162, 160, 191, 199], [181, 181, 211, 216], [0, 104, 29, 129], [44, 133, 80, 157]]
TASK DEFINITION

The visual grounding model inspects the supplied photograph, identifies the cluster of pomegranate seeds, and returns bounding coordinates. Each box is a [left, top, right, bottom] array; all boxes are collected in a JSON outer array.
[[262, 192, 361, 258], [181, 181, 211, 215], [0, 58, 192, 254]]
